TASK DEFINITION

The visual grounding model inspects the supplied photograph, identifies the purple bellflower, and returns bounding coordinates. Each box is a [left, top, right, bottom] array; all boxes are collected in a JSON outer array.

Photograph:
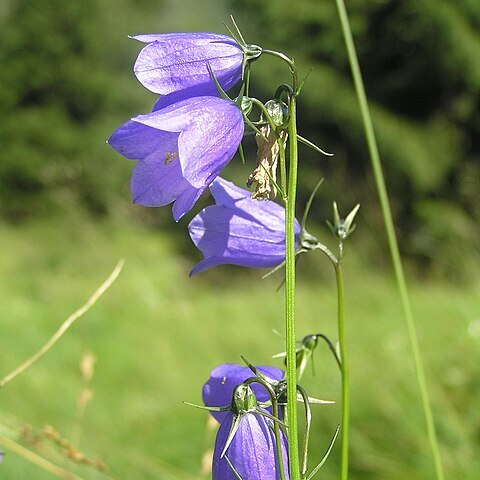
[[188, 177, 301, 274], [131, 33, 244, 100], [212, 384, 289, 480], [108, 96, 244, 220], [203, 363, 285, 423]]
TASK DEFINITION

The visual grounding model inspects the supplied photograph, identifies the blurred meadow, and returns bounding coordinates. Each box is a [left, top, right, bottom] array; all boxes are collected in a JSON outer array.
[[0, 0, 479, 479]]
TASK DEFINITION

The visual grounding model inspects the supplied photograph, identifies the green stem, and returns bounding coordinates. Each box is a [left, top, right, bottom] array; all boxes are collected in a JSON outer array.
[[335, 261, 349, 480], [285, 93, 301, 480], [279, 132, 288, 198], [333, 1, 445, 479], [245, 377, 287, 480]]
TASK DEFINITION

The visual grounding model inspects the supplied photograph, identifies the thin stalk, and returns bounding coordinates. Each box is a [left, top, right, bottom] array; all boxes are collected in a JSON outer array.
[[333, 1, 445, 479], [279, 133, 288, 199], [0, 435, 86, 480], [0, 260, 124, 388], [271, 387, 288, 480], [334, 261, 349, 480], [285, 94, 301, 480], [245, 377, 287, 480], [297, 385, 312, 478]]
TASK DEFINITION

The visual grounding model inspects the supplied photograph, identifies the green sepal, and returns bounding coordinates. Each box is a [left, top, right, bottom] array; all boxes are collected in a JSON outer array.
[[225, 455, 244, 480], [297, 134, 333, 157], [206, 62, 232, 101], [221, 411, 244, 458], [297, 67, 314, 95], [183, 401, 230, 412], [238, 142, 246, 165], [329, 202, 361, 240], [306, 425, 340, 480]]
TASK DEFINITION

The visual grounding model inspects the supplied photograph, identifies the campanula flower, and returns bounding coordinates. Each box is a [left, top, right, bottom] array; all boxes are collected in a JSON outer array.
[[131, 33, 244, 99], [203, 363, 285, 423], [212, 385, 289, 480], [108, 96, 244, 220], [188, 177, 301, 274]]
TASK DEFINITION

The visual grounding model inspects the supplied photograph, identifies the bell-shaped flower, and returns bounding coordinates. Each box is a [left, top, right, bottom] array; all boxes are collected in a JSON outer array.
[[203, 363, 285, 423], [131, 33, 244, 99], [188, 177, 301, 274], [108, 96, 244, 220], [212, 384, 289, 480]]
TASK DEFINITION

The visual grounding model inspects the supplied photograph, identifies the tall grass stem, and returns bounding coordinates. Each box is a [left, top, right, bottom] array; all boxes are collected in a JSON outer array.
[[335, 262, 349, 480], [0, 260, 124, 388], [0, 435, 86, 480], [333, 1, 445, 479], [285, 94, 301, 480]]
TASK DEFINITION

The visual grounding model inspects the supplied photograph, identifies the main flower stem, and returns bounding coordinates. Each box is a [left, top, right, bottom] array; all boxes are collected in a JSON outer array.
[[333, 1, 445, 479], [285, 94, 301, 480], [335, 260, 349, 480]]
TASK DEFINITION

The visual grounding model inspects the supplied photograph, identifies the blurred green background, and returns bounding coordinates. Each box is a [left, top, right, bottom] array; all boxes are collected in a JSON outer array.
[[0, 0, 479, 479]]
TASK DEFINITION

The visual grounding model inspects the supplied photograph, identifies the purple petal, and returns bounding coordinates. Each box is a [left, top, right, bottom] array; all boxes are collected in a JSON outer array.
[[130, 150, 185, 206], [172, 185, 205, 221], [152, 84, 219, 111], [210, 177, 296, 230], [109, 111, 206, 219], [132, 97, 207, 133], [188, 205, 288, 271], [213, 412, 289, 480], [130, 149, 204, 220], [131, 32, 240, 45], [188, 178, 302, 274], [108, 120, 174, 160], [178, 100, 244, 187], [132, 33, 243, 95], [189, 256, 228, 276], [202, 364, 285, 423], [131, 97, 243, 189]]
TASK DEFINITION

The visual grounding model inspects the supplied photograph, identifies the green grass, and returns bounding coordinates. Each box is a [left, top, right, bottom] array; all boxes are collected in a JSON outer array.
[[0, 217, 479, 480]]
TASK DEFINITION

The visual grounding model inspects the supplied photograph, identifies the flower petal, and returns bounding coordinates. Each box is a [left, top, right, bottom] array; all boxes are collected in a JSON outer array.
[[108, 120, 174, 160], [131, 32, 240, 45], [131, 155, 204, 221], [188, 178, 302, 273], [210, 177, 289, 228], [152, 84, 219, 111], [189, 205, 288, 268], [203, 363, 285, 423], [133, 33, 243, 95], [213, 412, 289, 480], [130, 151, 187, 207], [178, 100, 244, 188], [172, 185, 205, 221], [131, 98, 204, 133]]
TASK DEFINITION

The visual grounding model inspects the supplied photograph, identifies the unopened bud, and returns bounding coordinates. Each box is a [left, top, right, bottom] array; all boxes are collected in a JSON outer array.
[[231, 384, 258, 414], [327, 202, 360, 240]]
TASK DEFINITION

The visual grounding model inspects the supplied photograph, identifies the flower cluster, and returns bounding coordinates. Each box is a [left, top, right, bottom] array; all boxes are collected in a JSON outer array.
[[108, 27, 328, 480], [109, 33, 247, 220], [109, 30, 306, 272]]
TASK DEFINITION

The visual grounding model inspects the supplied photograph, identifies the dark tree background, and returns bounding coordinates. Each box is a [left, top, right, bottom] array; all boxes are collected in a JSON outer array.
[[232, 0, 480, 276], [0, 0, 478, 276]]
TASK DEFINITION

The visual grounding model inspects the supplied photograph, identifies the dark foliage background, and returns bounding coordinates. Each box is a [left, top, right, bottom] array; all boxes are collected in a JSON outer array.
[[232, 0, 480, 277], [0, 0, 478, 276]]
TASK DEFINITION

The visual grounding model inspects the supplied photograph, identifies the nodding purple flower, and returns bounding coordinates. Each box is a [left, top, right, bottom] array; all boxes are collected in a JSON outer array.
[[131, 33, 244, 98], [203, 363, 285, 423], [188, 177, 301, 274], [212, 385, 289, 480], [108, 97, 244, 220]]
